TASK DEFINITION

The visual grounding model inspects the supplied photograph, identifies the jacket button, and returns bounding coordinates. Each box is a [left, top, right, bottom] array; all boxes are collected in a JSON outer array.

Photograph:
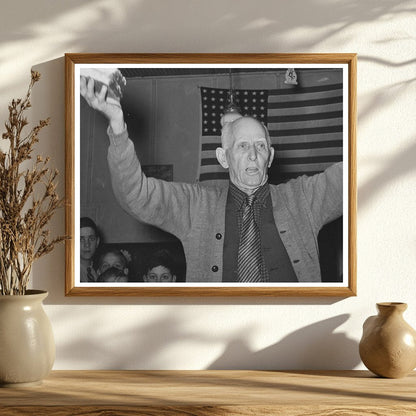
[[215, 233, 222, 240], [211, 265, 219, 272]]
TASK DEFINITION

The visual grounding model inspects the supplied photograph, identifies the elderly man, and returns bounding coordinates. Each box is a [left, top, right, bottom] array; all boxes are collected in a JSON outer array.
[[81, 77, 342, 283]]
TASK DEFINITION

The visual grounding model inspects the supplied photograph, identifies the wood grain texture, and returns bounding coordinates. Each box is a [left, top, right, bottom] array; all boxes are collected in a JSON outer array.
[[65, 285, 357, 297], [64, 53, 357, 297], [2, 405, 416, 416], [65, 53, 358, 64], [348, 54, 358, 297], [0, 370, 414, 415], [65, 54, 75, 296]]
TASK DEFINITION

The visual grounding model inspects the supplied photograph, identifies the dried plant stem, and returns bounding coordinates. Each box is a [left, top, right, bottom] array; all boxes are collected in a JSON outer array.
[[0, 71, 66, 295]]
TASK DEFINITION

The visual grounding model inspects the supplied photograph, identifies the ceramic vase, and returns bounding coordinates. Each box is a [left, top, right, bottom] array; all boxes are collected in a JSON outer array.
[[359, 302, 416, 378], [0, 290, 55, 387]]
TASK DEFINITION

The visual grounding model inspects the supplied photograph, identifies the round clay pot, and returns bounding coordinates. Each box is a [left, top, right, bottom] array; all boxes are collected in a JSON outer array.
[[0, 290, 55, 387], [359, 302, 416, 378]]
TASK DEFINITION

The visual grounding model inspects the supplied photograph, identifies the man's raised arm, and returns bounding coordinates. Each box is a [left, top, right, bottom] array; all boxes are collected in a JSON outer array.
[[79, 75, 201, 241]]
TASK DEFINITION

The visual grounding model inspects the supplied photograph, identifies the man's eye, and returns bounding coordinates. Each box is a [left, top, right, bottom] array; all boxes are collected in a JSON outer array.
[[256, 143, 266, 150]]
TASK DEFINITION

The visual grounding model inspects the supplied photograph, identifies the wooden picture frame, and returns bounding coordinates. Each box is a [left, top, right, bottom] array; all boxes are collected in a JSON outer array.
[[65, 53, 356, 296]]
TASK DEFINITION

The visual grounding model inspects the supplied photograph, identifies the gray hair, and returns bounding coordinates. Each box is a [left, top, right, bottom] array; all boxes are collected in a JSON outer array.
[[220, 116, 272, 149]]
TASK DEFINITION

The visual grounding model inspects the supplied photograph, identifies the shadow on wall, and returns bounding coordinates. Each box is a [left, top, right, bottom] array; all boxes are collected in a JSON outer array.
[[358, 139, 416, 209], [1, 1, 414, 51], [357, 58, 415, 141], [54, 308, 217, 369], [0, 0, 414, 98], [53, 308, 359, 370], [208, 314, 360, 370]]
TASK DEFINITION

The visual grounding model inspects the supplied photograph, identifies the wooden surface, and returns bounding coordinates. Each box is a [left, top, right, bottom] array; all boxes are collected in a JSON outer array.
[[1, 370, 415, 415]]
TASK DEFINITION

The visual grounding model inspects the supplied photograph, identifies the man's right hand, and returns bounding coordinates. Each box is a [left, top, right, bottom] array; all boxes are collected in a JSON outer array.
[[80, 76, 125, 135]]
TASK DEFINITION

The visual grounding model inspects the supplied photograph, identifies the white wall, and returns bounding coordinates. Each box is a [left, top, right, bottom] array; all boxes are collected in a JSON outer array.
[[1, 0, 415, 370]]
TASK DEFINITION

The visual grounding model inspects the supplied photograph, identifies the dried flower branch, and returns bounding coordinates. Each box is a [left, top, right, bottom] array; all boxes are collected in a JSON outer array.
[[0, 71, 67, 295]]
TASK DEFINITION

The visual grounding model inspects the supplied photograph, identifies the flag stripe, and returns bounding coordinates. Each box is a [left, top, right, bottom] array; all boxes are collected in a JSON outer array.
[[270, 117, 342, 131], [201, 142, 224, 151], [268, 110, 342, 123], [201, 158, 221, 166], [277, 155, 342, 165], [272, 163, 336, 173], [269, 125, 342, 137], [199, 164, 227, 174], [270, 131, 342, 144], [268, 96, 342, 109], [275, 148, 343, 159], [269, 83, 343, 95], [199, 172, 230, 181], [268, 88, 342, 103], [275, 140, 343, 150], [270, 102, 342, 116], [200, 135, 224, 145]]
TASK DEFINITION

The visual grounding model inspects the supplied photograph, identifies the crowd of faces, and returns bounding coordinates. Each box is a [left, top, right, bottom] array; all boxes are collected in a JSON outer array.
[[80, 221, 177, 283]]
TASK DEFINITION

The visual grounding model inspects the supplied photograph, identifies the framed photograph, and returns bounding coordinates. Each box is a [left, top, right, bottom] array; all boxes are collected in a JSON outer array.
[[65, 53, 356, 296]]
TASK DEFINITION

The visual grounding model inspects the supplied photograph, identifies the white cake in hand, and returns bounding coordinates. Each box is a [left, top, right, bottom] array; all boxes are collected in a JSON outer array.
[[80, 68, 126, 103]]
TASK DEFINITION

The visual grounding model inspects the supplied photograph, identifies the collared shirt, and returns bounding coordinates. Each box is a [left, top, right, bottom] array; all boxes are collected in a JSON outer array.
[[80, 262, 97, 282], [223, 182, 298, 283], [229, 182, 270, 233], [228, 182, 270, 282]]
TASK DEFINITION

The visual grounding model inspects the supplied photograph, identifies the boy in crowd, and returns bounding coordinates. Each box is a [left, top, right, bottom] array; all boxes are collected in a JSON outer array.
[[143, 249, 177, 283]]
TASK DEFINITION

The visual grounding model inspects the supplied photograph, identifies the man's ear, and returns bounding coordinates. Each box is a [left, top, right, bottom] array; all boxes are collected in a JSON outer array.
[[143, 275, 149, 282], [268, 146, 275, 168], [216, 147, 229, 169], [172, 275, 177, 282]]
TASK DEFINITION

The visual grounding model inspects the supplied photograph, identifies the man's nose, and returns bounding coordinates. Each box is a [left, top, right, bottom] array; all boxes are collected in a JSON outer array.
[[248, 145, 257, 160]]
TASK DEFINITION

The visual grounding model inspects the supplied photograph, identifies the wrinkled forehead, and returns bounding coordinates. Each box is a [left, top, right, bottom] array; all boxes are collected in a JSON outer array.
[[226, 117, 268, 146]]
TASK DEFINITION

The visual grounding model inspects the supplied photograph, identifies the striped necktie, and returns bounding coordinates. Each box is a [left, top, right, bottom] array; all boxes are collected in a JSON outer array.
[[237, 194, 263, 283]]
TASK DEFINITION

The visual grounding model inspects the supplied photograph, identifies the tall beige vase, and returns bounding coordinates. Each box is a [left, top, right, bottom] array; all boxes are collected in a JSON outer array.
[[0, 290, 55, 387], [359, 302, 416, 378]]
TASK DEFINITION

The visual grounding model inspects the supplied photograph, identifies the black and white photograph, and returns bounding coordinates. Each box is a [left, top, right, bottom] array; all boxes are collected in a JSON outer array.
[[65, 54, 356, 296]]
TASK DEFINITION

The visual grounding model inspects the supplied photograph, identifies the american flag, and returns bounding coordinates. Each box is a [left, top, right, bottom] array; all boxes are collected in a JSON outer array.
[[198, 82, 343, 185]]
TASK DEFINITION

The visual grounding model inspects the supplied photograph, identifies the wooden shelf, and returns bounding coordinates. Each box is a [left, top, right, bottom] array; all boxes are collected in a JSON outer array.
[[1, 370, 415, 415]]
